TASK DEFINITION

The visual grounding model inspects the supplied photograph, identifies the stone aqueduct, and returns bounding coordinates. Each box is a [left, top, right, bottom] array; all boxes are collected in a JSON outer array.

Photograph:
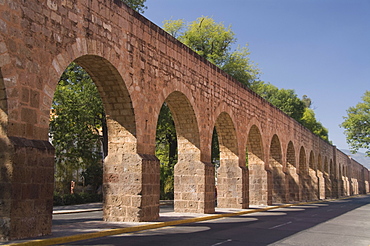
[[0, 0, 369, 240]]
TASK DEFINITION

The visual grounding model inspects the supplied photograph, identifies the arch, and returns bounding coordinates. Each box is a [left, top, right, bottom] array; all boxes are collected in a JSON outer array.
[[165, 91, 212, 213], [247, 125, 269, 205], [299, 146, 309, 201], [270, 134, 286, 203], [286, 141, 296, 167], [318, 154, 323, 172], [323, 156, 331, 198], [214, 112, 238, 158], [309, 151, 315, 170], [299, 147, 307, 174], [214, 112, 246, 208], [0, 68, 7, 136], [308, 151, 319, 200], [65, 56, 161, 222], [324, 157, 329, 174], [286, 141, 299, 202], [0, 35, 9, 137], [317, 154, 326, 199], [330, 159, 337, 198], [74, 55, 136, 142], [166, 91, 200, 159]]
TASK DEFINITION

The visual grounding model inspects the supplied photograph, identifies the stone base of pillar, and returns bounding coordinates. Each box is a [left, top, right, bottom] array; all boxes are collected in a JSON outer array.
[[103, 153, 160, 222], [271, 165, 286, 204], [174, 161, 215, 214], [0, 137, 54, 240], [217, 164, 248, 209], [318, 171, 325, 199], [249, 164, 271, 206]]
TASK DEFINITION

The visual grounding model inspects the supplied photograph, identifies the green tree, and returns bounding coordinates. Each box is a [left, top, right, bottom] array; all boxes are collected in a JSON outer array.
[[50, 63, 106, 194], [251, 81, 329, 142], [302, 94, 312, 108], [121, 0, 147, 13], [341, 91, 370, 156], [163, 16, 260, 87], [251, 81, 306, 122], [301, 108, 329, 142], [155, 104, 177, 200]]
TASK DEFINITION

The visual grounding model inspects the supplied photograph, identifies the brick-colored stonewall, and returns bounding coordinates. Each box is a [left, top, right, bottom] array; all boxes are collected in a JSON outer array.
[[0, 0, 369, 240]]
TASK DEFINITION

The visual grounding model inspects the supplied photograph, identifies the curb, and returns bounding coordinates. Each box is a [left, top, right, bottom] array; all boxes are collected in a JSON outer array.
[[52, 201, 173, 215], [52, 208, 103, 215], [7, 195, 364, 246]]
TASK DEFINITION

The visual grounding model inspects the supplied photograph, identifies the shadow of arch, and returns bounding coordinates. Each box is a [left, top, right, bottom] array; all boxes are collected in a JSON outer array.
[[0, 68, 11, 238], [165, 91, 200, 159], [323, 156, 331, 198], [299, 146, 309, 201], [317, 154, 326, 199], [308, 151, 318, 200], [247, 125, 268, 205], [74, 55, 136, 140], [0, 69, 7, 128], [270, 134, 285, 203], [286, 141, 299, 202], [330, 159, 337, 198], [214, 112, 246, 208]]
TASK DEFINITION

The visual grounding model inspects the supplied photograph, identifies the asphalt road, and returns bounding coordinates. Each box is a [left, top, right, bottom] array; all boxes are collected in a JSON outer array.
[[56, 195, 370, 246]]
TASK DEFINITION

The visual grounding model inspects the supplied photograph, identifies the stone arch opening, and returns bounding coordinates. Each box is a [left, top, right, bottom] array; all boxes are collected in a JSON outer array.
[[324, 157, 329, 174], [286, 141, 299, 202], [343, 165, 350, 196], [270, 134, 285, 203], [155, 103, 177, 201], [317, 154, 326, 199], [51, 55, 160, 223], [50, 62, 108, 196], [0, 69, 7, 133], [309, 151, 315, 169], [323, 157, 331, 198], [0, 68, 12, 240], [247, 125, 268, 205], [299, 147, 307, 174], [299, 146, 309, 201], [165, 91, 213, 213], [330, 159, 337, 198], [308, 151, 318, 200], [214, 112, 245, 208]]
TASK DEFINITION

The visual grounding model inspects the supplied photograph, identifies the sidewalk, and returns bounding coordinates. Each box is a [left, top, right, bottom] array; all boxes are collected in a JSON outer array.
[[53, 200, 174, 214], [53, 203, 103, 214]]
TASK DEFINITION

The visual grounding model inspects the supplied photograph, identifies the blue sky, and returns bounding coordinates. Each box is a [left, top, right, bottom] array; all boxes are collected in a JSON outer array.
[[143, 0, 370, 150]]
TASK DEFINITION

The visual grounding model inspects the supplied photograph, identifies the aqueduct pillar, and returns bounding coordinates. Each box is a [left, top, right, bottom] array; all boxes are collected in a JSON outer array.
[[0, 137, 54, 240]]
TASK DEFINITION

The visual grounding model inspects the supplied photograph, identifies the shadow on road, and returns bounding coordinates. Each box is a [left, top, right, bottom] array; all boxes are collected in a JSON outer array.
[[61, 195, 370, 245]]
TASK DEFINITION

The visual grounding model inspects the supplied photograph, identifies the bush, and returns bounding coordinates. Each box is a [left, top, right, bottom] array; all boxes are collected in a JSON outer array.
[[53, 192, 102, 206]]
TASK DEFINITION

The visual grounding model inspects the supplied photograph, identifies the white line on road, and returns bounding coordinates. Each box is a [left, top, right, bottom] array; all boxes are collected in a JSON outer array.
[[269, 221, 292, 229], [211, 239, 232, 246]]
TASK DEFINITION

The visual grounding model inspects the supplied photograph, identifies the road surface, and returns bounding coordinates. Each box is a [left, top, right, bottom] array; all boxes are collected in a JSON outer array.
[[54, 196, 370, 246]]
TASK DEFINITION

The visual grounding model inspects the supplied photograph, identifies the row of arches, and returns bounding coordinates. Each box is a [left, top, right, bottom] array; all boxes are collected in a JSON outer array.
[[77, 53, 366, 217], [0, 0, 369, 239]]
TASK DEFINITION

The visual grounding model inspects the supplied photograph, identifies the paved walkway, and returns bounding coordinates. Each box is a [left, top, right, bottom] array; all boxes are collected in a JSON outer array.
[[53, 203, 103, 214]]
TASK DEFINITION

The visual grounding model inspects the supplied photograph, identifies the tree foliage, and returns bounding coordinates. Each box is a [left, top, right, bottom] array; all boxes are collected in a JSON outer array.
[[50, 63, 106, 194], [341, 91, 370, 156], [163, 16, 260, 87], [121, 0, 147, 13], [301, 108, 329, 142], [251, 81, 305, 122], [155, 104, 177, 200], [251, 81, 329, 142]]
